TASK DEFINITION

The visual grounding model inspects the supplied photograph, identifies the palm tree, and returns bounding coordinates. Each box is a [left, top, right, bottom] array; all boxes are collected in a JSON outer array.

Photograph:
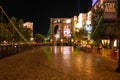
[[0, 23, 7, 43], [91, 4, 104, 45]]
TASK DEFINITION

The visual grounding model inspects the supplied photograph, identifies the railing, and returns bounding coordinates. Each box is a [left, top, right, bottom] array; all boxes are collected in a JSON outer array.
[[0, 44, 34, 59]]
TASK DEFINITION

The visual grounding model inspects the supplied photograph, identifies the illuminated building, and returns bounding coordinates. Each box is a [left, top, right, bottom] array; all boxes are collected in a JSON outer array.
[[50, 18, 75, 45], [50, 0, 116, 42], [23, 22, 34, 41], [50, 13, 93, 45]]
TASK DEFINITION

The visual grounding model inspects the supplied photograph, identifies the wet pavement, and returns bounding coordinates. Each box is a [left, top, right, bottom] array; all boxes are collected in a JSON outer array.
[[0, 46, 120, 80]]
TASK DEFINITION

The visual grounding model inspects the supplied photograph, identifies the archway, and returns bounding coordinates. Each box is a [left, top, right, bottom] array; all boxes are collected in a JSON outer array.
[[54, 25, 60, 41]]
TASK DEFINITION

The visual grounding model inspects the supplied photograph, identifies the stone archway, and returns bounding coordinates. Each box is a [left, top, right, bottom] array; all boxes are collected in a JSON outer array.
[[54, 25, 60, 41], [54, 25, 59, 35]]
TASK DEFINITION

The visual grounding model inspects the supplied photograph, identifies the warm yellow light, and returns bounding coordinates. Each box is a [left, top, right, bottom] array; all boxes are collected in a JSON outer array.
[[50, 39, 53, 42], [61, 39, 63, 42], [102, 40, 105, 45], [114, 39, 117, 47], [71, 39, 74, 42]]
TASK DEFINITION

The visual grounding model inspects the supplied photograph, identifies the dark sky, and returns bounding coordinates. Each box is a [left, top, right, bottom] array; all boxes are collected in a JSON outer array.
[[0, 0, 92, 36]]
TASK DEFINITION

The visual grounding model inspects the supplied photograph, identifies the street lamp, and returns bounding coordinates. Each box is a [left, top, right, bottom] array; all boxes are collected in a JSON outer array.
[[116, 19, 120, 72], [116, 0, 120, 73]]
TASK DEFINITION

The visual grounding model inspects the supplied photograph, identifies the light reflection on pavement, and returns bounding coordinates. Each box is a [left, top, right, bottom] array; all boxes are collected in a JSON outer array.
[[39, 46, 120, 79], [0, 46, 120, 80]]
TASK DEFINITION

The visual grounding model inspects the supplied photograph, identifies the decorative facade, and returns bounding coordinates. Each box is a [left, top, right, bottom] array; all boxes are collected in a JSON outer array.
[[50, 18, 75, 45]]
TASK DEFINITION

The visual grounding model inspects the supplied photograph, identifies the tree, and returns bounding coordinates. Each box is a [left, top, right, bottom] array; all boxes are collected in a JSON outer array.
[[18, 18, 24, 27], [34, 33, 45, 43], [0, 23, 7, 43], [91, 4, 104, 44]]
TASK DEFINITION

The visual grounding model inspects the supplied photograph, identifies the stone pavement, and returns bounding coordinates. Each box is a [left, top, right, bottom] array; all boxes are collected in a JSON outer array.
[[0, 46, 120, 80]]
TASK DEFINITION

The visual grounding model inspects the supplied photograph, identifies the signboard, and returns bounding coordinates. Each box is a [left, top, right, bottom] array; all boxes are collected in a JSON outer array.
[[64, 26, 71, 38], [103, 0, 117, 20]]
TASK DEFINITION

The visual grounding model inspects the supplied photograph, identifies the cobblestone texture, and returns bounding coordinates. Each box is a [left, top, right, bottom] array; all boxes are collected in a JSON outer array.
[[0, 46, 120, 80]]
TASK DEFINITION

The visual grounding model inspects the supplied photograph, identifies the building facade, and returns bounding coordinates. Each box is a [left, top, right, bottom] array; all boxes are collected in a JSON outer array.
[[50, 12, 93, 45], [23, 22, 34, 41], [50, 17, 77, 45], [50, 0, 118, 45]]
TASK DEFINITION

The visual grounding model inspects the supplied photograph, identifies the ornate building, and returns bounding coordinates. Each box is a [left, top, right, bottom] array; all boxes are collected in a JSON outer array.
[[50, 17, 76, 45], [50, 0, 118, 45], [23, 22, 34, 41]]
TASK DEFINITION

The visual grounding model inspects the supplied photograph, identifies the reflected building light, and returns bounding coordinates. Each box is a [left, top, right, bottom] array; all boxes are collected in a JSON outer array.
[[72, 46, 74, 53], [63, 46, 71, 55], [60, 46, 63, 53], [54, 46, 58, 54], [85, 58, 92, 74]]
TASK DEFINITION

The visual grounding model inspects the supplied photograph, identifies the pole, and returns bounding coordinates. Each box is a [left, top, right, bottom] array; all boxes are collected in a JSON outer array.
[[116, 38, 120, 72], [0, 6, 28, 43], [116, 18, 120, 72], [116, 0, 120, 73]]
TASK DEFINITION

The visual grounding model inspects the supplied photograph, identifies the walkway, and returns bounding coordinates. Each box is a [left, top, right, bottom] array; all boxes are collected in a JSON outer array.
[[0, 46, 120, 80]]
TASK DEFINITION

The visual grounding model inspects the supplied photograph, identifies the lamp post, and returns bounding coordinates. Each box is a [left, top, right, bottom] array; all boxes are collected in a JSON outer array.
[[116, 0, 120, 73], [116, 44, 120, 72], [116, 18, 120, 72]]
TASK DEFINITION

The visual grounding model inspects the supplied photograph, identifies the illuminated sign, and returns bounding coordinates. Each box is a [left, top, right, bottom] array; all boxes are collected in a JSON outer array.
[[103, 0, 117, 20], [64, 26, 71, 38], [85, 24, 92, 32]]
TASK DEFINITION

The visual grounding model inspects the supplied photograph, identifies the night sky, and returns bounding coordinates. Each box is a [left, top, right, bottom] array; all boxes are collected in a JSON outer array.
[[0, 0, 92, 36]]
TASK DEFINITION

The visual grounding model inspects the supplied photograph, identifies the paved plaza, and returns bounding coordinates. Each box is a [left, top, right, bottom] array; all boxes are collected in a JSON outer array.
[[0, 46, 120, 80]]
